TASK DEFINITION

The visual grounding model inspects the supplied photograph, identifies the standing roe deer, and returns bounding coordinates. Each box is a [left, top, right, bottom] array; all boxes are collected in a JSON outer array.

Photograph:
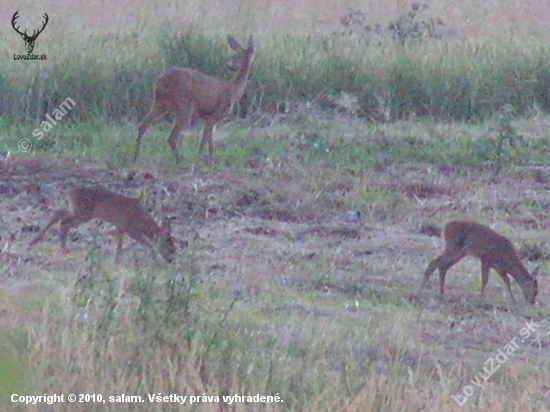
[[416, 221, 539, 304], [27, 187, 176, 264], [134, 34, 255, 165]]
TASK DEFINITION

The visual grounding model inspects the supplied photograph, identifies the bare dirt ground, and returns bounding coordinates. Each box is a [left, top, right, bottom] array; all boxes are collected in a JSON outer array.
[[1, 116, 550, 409], [2, 148, 550, 329]]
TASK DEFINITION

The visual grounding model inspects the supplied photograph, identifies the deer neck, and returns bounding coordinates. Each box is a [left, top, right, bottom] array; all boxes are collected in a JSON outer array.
[[510, 261, 531, 282], [228, 62, 252, 103]]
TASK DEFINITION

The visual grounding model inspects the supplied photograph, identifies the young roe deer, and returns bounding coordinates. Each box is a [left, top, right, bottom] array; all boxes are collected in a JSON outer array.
[[134, 35, 255, 165], [27, 187, 176, 264], [416, 221, 539, 304]]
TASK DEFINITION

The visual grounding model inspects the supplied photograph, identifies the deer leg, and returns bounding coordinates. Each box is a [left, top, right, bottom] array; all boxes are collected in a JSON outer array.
[[497, 270, 517, 304], [417, 249, 466, 297], [27, 209, 72, 249], [437, 250, 466, 294], [480, 260, 491, 296], [199, 122, 216, 165], [167, 108, 193, 165], [438, 267, 451, 295], [59, 213, 91, 252], [417, 259, 440, 297], [135, 103, 167, 163]]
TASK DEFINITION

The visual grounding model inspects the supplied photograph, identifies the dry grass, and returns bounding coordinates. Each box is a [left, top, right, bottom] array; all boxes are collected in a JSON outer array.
[[3, 0, 550, 410], [2, 138, 550, 410]]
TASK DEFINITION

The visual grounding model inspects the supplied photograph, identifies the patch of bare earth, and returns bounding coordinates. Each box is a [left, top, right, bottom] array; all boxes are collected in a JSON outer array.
[[3, 153, 550, 300], [1, 144, 550, 409]]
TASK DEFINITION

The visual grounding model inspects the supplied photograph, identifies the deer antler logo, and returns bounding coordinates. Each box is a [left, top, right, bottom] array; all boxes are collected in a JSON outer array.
[[11, 11, 49, 54]]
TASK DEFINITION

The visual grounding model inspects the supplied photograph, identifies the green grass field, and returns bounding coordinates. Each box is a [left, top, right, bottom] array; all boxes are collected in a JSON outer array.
[[1, 1, 550, 411]]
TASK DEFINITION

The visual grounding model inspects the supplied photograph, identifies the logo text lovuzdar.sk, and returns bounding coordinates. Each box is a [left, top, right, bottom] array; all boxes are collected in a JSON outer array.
[[11, 10, 49, 60]]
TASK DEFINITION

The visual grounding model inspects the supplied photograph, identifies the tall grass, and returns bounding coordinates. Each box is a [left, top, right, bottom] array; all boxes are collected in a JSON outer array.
[[2, 30, 550, 127]]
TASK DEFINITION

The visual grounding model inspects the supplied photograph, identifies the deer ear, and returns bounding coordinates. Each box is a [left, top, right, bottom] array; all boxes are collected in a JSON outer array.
[[248, 35, 254, 50], [227, 35, 243, 52], [532, 266, 540, 279]]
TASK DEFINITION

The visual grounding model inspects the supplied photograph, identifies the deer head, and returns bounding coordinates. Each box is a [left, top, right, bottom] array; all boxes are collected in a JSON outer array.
[[226, 35, 254, 72], [12, 11, 49, 54]]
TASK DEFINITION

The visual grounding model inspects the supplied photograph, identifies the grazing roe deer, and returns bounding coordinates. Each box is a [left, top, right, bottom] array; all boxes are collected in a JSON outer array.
[[417, 221, 539, 304], [27, 187, 176, 264], [134, 35, 255, 165]]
